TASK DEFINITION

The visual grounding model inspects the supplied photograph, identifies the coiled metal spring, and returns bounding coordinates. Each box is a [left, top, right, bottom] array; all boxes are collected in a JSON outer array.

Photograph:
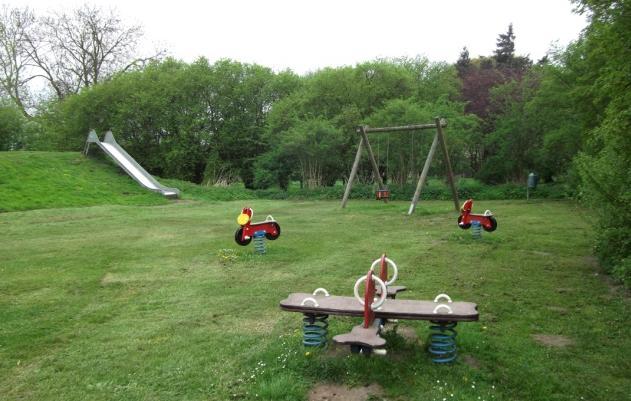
[[253, 230, 266, 254], [428, 321, 458, 363], [302, 313, 329, 347], [471, 220, 482, 239]]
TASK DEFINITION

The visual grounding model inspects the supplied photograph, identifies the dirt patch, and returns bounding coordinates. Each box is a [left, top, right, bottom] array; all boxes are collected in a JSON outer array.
[[100, 272, 118, 286], [389, 325, 419, 344], [308, 383, 384, 401], [324, 343, 351, 358], [532, 334, 574, 347], [461, 354, 481, 369], [531, 250, 552, 257], [547, 306, 568, 315]]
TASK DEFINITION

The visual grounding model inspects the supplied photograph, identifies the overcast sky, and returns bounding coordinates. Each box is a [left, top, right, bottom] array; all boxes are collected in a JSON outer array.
[[9, 0, 588, 74]]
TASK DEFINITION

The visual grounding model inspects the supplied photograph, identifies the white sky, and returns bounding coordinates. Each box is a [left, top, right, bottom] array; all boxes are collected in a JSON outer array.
[[9, 0, 587, 74]]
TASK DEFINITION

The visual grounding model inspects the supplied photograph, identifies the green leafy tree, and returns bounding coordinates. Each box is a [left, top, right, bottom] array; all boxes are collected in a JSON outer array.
[[571, 0, 631, 285], [263, 119, 344, 188], [0, 101, 25, 150]]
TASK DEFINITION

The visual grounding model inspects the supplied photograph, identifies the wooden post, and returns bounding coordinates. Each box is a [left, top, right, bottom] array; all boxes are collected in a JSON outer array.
[[408, 132, 439, 215], [341, 135, 364, 208], [359, 126, 388, 203], [435, 118, 459, 212]]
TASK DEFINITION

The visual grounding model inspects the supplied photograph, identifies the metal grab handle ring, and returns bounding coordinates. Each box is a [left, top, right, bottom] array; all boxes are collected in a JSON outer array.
[[370, 257, 398, 286], [433, 293, 452, 303], [353, 275, 388, 310], [312, 288, 330, 297], [484, 210, 493, 216], [300, 297, 319, 307], [433, 304, 453, 314], [265, 215, 275, 221]]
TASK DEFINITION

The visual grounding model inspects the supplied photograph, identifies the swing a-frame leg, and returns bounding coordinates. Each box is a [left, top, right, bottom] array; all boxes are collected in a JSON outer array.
[[408, 118, 460, 214], [341, 126, 388, 208], [408, 132, 439, 215]]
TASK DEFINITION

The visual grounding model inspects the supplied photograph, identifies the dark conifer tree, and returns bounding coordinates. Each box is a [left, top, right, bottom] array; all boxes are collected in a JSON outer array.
[[494, 23, 515, 64], [456, 46, 471, 77]]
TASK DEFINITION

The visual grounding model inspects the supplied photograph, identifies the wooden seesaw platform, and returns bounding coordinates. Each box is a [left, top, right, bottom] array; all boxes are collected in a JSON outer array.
[[279, 255, 479, 361], [280, 293, 478, 322]]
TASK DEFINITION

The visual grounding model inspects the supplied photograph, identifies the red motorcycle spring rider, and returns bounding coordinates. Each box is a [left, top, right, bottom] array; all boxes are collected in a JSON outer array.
[[457, 199, 497, 232], [234, 207, 281, 246]]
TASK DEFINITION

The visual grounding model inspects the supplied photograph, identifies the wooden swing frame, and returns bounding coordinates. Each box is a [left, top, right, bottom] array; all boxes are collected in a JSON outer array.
[[341, 118, 460, 214]]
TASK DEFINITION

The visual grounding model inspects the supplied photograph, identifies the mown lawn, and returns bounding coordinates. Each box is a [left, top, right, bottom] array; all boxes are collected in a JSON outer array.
[[0, 200, 629, 401]]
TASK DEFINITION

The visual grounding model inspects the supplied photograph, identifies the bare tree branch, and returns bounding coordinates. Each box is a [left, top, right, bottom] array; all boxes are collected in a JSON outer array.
[[0, 4, 164, 111], [0, 6, 35, 117]]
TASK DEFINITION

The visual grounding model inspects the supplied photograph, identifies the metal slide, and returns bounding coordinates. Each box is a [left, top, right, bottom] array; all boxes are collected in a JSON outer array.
[[84, 130, 180, 198]]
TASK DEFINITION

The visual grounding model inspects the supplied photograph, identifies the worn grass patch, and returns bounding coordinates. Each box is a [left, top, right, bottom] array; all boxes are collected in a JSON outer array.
[[0, 199, 629, 401]]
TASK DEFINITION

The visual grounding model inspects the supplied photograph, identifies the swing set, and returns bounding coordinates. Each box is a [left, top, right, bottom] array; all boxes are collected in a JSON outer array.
[[341, 118, 460, 214]]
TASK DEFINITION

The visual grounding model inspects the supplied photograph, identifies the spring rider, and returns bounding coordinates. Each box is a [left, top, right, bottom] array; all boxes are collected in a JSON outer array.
[[234, 207, 281, 247], [457, 199, 497, 232]]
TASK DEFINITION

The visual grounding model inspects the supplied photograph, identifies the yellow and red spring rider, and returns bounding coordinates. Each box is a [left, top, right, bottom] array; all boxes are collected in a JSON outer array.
[[234, 207, 281, 246]]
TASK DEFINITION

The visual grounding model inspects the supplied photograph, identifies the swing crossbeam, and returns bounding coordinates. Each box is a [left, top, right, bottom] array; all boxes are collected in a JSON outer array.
[[341, 118, 459, 214], [362, 121, 446, 133]]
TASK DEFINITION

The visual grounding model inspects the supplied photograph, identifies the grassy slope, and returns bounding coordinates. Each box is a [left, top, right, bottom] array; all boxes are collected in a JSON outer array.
[[0, 151, 167, 211], [0, 199, 629, 401]]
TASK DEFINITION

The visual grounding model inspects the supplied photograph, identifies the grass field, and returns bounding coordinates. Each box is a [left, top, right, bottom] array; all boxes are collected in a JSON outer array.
[[1, 198, 629, 401]]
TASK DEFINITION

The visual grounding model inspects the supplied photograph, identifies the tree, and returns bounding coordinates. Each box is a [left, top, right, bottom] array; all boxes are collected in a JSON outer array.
[[0, 100, 25, 149], [0, 6, 36, 117], [456, 46, 470, 76], [27, 5, 162, 100], [494, 23, 515, 65], [571, 0, 631, 285], [0, 5, 162, 115]]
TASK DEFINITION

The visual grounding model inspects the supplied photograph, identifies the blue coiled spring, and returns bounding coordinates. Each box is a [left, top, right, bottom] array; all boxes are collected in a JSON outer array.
[[253, 230, 266, 254], [428, 321, 458, 363], [471, 220, 482, 239], [303, 313, 329, 347]]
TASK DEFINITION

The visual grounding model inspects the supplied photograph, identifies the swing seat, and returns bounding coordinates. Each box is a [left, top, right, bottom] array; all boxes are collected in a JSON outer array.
[[376, 189, 390, 200]]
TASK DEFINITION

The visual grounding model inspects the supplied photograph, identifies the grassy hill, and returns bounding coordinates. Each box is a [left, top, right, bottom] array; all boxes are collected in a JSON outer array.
[[0, 151, 169, 212]]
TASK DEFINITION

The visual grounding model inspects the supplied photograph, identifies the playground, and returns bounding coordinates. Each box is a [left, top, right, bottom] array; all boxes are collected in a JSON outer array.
[[1, 196, 629, 401]]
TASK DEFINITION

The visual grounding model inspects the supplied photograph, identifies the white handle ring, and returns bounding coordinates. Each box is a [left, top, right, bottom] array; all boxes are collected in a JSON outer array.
[[433, 293, 452, 303], [370, 257, 398, 286], [433, 304, 453, 314], [300, 297, 319, 307], [265, 215, 275, 221], [353, 275, 388, 310], [312, 288, 330, 297]]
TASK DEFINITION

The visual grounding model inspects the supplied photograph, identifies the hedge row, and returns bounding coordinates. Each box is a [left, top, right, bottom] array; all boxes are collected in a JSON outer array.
[[162, 178, 574, 203]]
